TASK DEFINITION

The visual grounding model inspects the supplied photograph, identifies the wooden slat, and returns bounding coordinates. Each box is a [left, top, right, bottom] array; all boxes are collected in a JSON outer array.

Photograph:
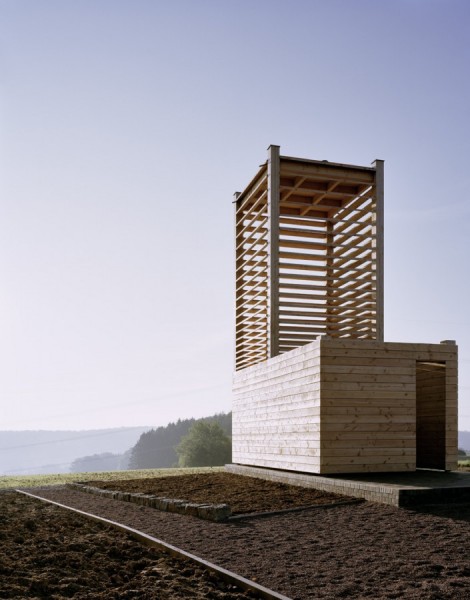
[[372, 159, 384, 341], [236, 167, 268, 211], [268, 145, 280, 358], [280, 164, 375, 186], [279, 226, 327, 240], [235, 150, 383, 369], [236, 199, 268, 238]]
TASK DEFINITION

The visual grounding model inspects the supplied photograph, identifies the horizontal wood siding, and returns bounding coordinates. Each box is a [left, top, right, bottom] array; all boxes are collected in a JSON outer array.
[[232, 338, 458, 475], [320, 338, 458, 474], [233, 341, 322, 473], [444, 351, 459, 470]]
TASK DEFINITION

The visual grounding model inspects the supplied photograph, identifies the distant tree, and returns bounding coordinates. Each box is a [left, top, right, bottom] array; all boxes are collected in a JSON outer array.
[[128, 412, 232, 470], [458, 448, 467, 456], [70, 452, 122, 473], [211, 412, 232, 437], [128, 418, 196, 469], [176, 421, 231, 467]]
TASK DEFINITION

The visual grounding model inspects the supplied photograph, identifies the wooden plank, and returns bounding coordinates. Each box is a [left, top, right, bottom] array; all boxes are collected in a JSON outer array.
[[280, 282, 329, 292], [279, 226, 327, 240], [324, 406, 415, 415], [321, 415, 415, 425], [332, 195, 373, 230], [235, 397, 322, 412], [279, 317, 328, 326], [322, 373, 415, 383], [236, 167, 268, 211], [235, 423, 320, 434], [279, 175, 307, 203], [334, 223, 373, 246], [372, 159, 384, 341], [234, 191, 242, 370], [236, 193, 268, 236], [321, 431, 415, 441], [321, 338, 457, 352], [322, 377, 415, 393], [237, 285, 267, 304], [322, 448, 415, 457], [321, 390, 414, 399], [235, 217, 267, 252], [321, 438, 414, 447], [320, 346, 456, 359], [234, 361, 322, 385], [282, 180, 366, 202], [237, 239, 268, 263], [267, 144, 280, 358], [322, 455, 413, 465], [322, 400, 414, 409], [280, 162, 375, 185]]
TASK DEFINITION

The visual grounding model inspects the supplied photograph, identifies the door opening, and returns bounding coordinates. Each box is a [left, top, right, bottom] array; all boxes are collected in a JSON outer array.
[[416, 361, 446, 470]]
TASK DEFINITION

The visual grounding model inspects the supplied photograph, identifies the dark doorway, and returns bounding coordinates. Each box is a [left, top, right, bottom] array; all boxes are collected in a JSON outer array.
[[416, 361, 446, 470]]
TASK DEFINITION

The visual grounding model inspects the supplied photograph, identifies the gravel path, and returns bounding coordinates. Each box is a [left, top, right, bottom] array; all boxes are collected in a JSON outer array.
[[32, 484, 470, 600]]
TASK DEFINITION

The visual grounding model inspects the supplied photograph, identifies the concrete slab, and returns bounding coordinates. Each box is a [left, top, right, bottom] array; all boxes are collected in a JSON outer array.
[[226, 464, 470, 507]]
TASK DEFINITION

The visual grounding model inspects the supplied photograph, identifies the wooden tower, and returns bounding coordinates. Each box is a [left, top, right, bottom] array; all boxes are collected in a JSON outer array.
[[234, 145, 384, 371], [232, 146, 458, 474]]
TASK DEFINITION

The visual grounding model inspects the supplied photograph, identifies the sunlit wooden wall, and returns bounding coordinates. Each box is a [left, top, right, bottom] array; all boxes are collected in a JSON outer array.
[[234, 146, 384, 371], [232, 338, 458, 474]]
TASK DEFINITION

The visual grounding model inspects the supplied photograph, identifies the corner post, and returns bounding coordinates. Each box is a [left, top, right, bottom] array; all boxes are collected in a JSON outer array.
[[325, 220, 334, 337], [267, 145, 280, 358], [233, 191, 241, 370], [372, 159, 384, 342]]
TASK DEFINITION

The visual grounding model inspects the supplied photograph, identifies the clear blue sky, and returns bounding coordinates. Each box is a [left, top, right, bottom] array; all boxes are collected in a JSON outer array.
[[1, 0, 469, 431]]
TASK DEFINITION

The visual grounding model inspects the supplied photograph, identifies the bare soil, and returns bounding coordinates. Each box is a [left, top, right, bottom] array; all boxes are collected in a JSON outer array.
[[0, 491, 260, 599], [84, 471, 350, 514], [5, 472, 470, 599]]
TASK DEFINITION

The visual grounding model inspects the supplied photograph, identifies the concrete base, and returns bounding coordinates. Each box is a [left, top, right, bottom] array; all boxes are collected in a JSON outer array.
[[226, 464, 470, 507]]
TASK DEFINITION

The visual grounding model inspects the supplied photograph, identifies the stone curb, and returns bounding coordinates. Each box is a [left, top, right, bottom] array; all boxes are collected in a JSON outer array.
[[66, 483, 232, 522]]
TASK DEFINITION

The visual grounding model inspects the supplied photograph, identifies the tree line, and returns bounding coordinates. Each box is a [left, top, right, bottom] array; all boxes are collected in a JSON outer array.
[[129, 412, 231, 469], [70, 412, 232, 473]]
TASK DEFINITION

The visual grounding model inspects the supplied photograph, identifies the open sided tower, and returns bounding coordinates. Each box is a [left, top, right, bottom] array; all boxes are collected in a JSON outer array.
[[232, 145, 458, 474]]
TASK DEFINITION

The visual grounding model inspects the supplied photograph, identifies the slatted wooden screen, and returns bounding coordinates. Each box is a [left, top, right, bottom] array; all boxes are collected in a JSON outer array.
[[235, 146, 384, 371], [234, 167, 269, 370]]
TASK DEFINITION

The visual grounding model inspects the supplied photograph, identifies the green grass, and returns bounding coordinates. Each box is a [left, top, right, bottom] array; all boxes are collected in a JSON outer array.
[[0, 466, 224, 490]]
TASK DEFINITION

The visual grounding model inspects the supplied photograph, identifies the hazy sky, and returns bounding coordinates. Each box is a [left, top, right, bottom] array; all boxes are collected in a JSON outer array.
[[1, 0, 469, 432]]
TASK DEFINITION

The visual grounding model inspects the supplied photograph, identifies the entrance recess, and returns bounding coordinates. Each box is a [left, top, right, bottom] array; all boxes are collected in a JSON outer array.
[[416, 361, 446, 470]]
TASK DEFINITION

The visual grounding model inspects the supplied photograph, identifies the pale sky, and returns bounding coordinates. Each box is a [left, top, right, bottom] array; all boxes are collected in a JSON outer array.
[[1, 0, 469, 431]]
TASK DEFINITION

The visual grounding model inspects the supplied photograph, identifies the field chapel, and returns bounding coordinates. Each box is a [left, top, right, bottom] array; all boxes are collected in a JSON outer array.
[[232, 146, 458, 474]]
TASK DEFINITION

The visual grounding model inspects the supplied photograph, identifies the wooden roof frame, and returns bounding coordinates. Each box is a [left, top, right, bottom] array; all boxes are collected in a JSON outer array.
[[234, 145, 384, 371]]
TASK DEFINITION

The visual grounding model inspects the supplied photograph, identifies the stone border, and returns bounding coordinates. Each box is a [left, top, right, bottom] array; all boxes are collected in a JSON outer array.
[[226, 464, 470, 507], [226, 464, 401, 506], [66, 483, 231, 522]]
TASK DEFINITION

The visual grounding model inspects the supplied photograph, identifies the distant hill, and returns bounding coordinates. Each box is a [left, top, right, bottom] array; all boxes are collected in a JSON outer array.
[[458, 431, 470, 452], [3, 424, 467, 476], [0, 427, 154, 475]]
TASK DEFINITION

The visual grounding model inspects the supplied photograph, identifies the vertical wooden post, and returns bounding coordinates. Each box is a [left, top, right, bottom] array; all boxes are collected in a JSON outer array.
[[267, 145, 280, 358], [372, 159, 384, 341], [325, 220, 334, 337], [233, 191, 241, 370]]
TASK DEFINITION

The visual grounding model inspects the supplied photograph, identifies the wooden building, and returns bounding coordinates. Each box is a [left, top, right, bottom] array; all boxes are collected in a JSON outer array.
[[232, 146, 458, 474]]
